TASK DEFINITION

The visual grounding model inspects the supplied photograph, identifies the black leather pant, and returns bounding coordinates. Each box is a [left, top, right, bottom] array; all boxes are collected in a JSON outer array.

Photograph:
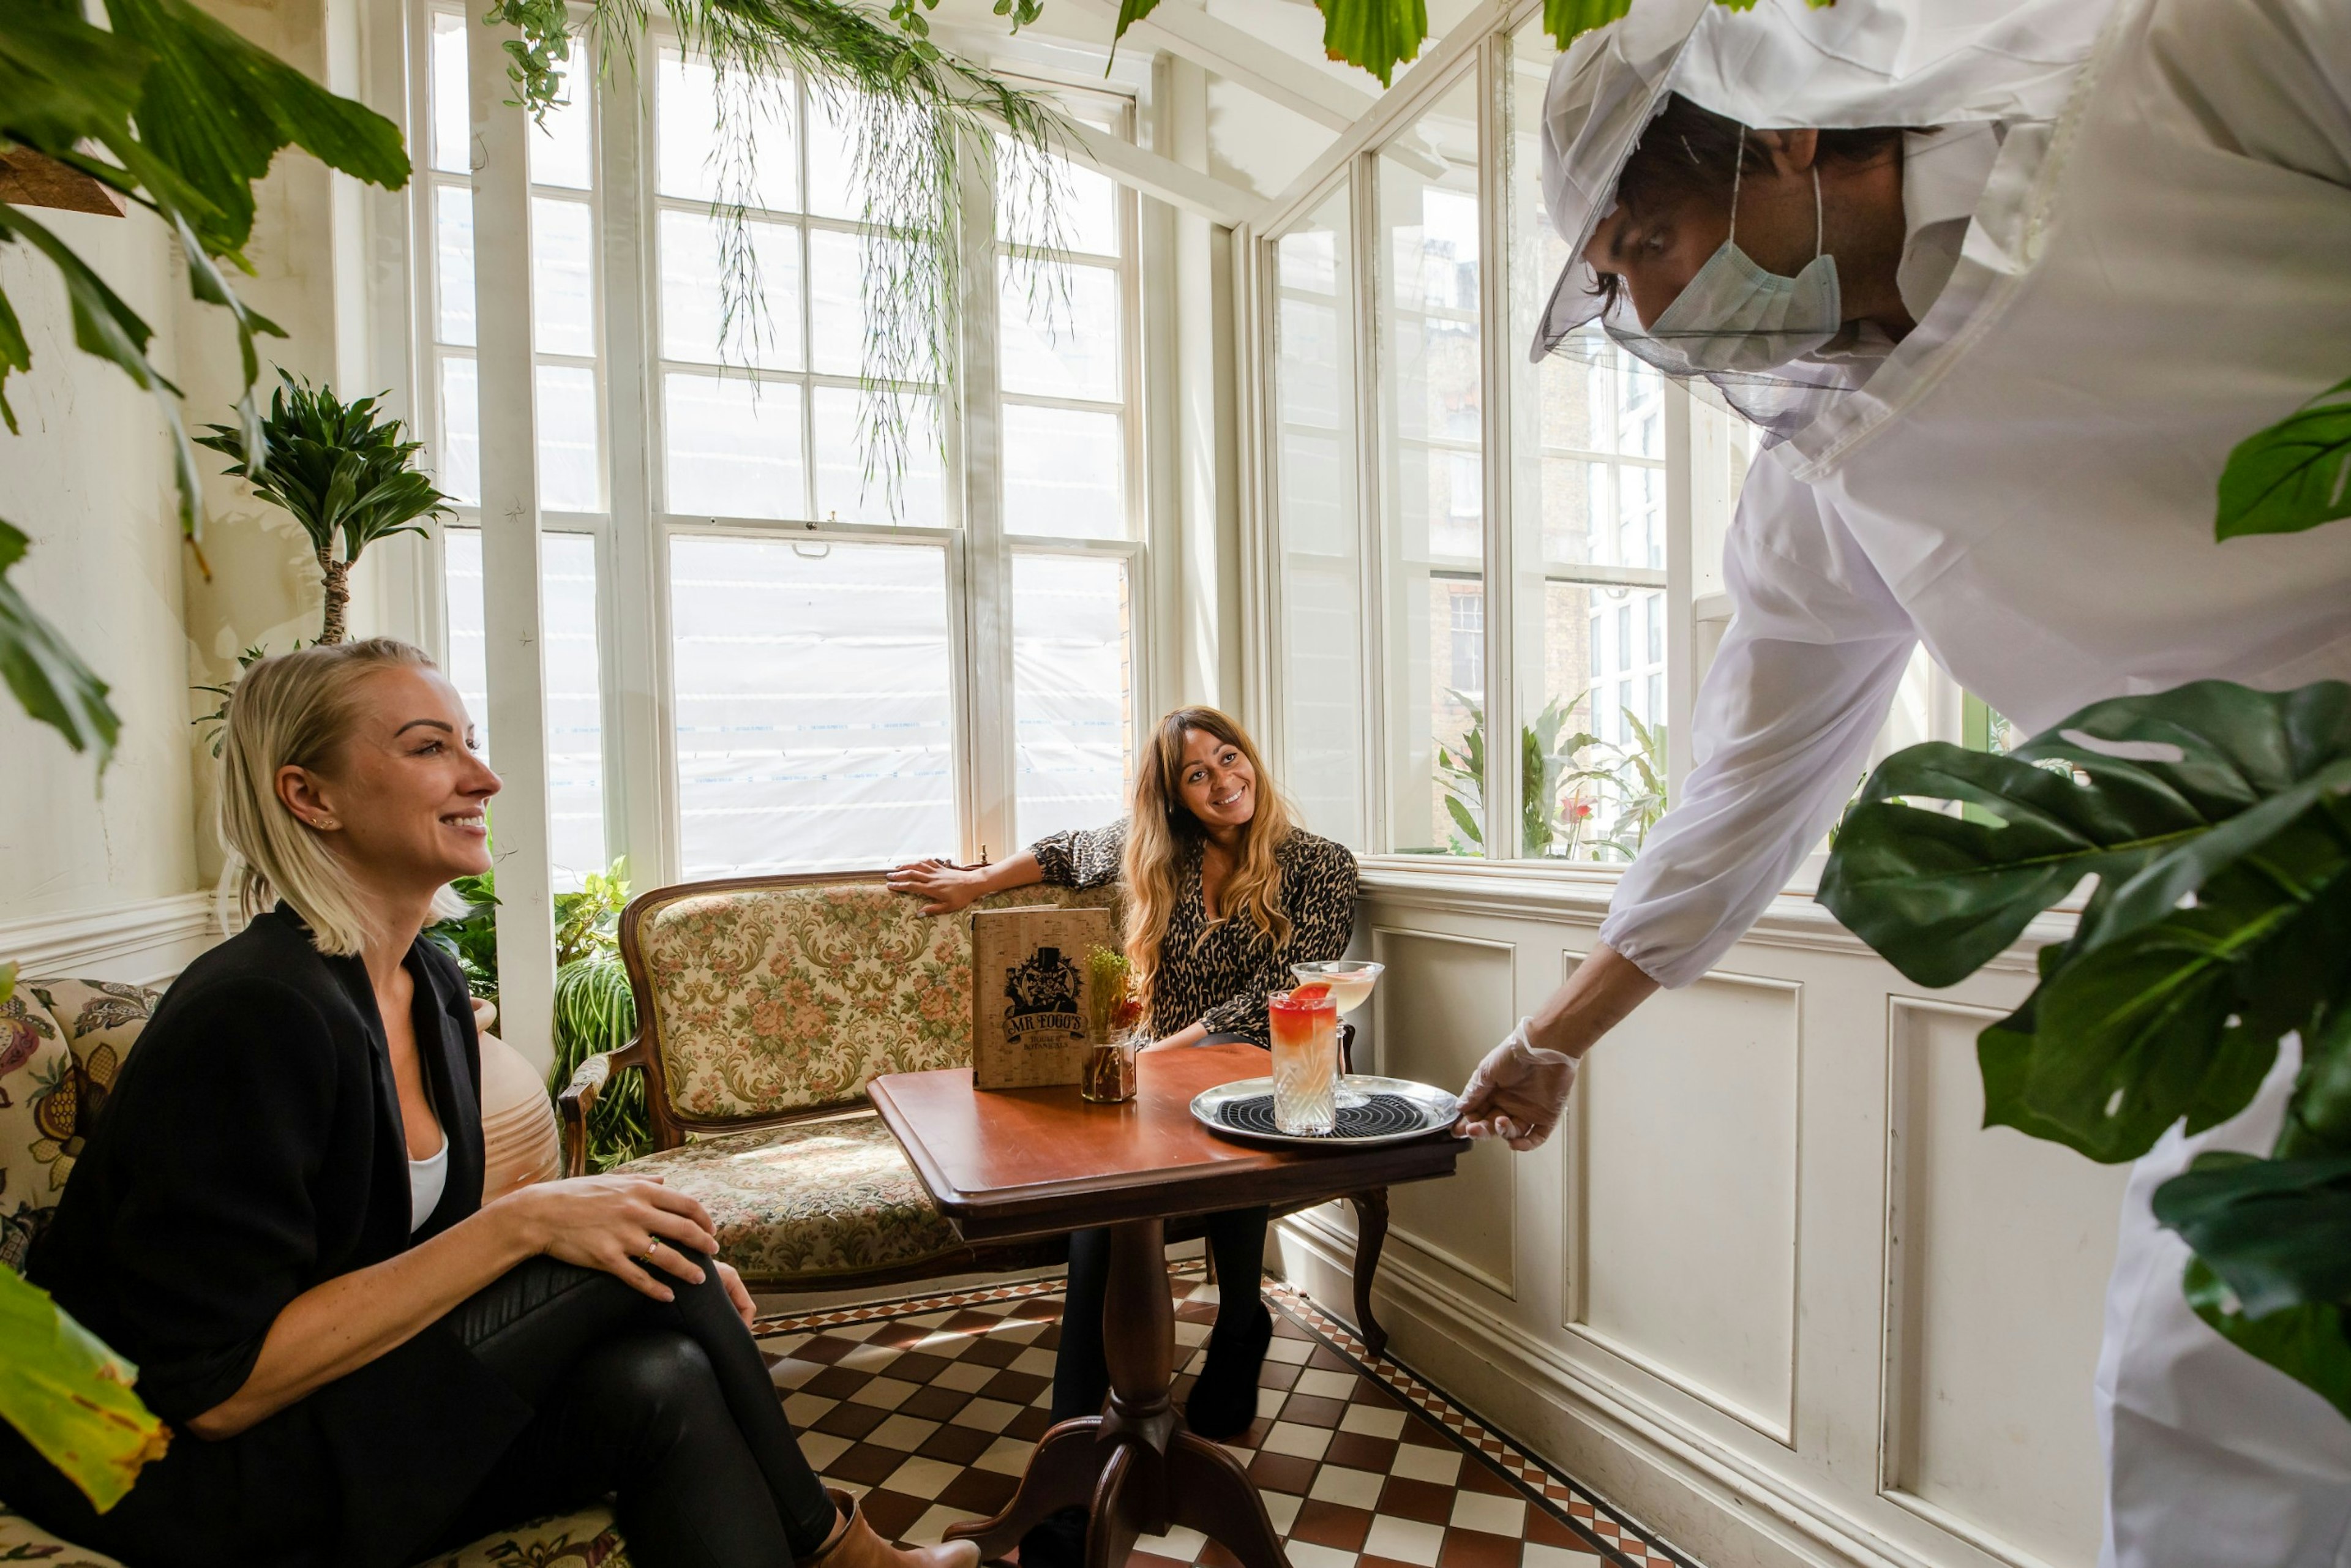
[[1049, 1207, 1270, 1424], [424, 1253, 840, 1568]]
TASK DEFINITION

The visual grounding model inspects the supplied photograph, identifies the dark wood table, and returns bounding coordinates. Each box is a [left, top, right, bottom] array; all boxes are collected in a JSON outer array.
[[869, 1043, 1464, 1568]]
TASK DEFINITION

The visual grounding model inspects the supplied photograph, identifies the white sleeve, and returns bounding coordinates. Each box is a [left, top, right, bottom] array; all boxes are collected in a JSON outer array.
[[1599, 460, 1919, 989]]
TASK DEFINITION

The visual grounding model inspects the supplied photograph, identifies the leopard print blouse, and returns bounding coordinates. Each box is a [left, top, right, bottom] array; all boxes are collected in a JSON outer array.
[[1029, 820, 1358, 1047]]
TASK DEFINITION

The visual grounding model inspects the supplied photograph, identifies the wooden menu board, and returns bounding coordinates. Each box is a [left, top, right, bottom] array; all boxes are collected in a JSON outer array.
[[972, 904, 1114, 1089]]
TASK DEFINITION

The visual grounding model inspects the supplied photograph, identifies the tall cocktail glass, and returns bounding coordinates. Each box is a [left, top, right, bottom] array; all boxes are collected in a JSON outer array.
[[1291, 961, 1384, 1106], [1267, 986, 1339, 1135]]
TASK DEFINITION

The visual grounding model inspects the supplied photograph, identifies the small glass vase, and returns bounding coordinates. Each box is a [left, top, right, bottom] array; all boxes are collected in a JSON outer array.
[[1081, 1031, 1139, 1104]]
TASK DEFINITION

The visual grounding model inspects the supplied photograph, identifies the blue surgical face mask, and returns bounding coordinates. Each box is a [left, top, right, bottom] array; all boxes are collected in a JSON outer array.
[[1618, 135, 1842, 377]]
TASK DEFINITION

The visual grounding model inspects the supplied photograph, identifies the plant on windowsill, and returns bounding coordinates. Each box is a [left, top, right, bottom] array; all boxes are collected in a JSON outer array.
[[194, 371, 454, 647], [426, 850, 651, 1172], [1431, 692, 1668, 861]]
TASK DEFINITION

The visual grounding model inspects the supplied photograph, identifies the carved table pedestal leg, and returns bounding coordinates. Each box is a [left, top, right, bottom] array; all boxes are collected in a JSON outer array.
[[947, 1217, 1289, 1568]]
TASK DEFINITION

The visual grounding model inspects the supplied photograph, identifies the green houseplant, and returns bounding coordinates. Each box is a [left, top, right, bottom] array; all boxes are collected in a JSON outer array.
[[1434, 693, 1667, 860], [1818, 678, 2351, 1416], [195, 372, 453, 646], [0, 0, 408, 767], [427, 855, 650, 1172]]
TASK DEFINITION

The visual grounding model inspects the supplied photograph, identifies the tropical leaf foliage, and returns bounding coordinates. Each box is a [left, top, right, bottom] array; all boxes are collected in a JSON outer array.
[[2216, 376, 2351, 541], [0, 1266, 169, 1512], [1819, 678, 2351, 1418], [0, 520, 117, 769], [553, 952, 651, 1172], [195, 372, 453, 645], [424, 850, 651, 1171], [1432, 693, 1665, 860], [0, 0, 408, 763]]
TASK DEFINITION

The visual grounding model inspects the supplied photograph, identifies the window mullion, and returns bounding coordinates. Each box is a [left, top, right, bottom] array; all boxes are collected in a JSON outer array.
[[1476, 37, 1517, 862], [957, 134, 1016, 864], [1663, 381, 1696, 803], [465, 4, 560, 1071], [1351, 150, 1386, 855], [598, 39, 676, 887]]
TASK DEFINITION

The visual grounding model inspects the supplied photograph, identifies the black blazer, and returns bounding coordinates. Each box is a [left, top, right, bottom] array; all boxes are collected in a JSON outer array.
[[0, 907, 532, 1568]]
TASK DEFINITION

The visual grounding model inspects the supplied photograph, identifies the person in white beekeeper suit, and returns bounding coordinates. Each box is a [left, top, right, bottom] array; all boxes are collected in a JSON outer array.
[[1447, 0, 2351, 1561]]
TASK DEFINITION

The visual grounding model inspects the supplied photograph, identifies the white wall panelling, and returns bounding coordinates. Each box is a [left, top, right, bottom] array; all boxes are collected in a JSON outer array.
[[1272, 868, 2120, 1568], [0, 895, 220, 988], [1371, 925, 1520, 1299], [1573, 956, 1801, 1444], [1880, 997, 2128, 1568]]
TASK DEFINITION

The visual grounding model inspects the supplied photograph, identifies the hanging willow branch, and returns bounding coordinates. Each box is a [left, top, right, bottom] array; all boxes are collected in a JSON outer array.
[[492, 0, 1070, 518]]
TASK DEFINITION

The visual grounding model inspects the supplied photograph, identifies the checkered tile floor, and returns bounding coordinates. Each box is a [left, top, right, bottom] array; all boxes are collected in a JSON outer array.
[[752, 1269, 1696, 1568]]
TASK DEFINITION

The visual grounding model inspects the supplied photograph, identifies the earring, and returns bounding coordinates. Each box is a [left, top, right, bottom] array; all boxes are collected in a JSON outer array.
[[311, 816, 339, 830]]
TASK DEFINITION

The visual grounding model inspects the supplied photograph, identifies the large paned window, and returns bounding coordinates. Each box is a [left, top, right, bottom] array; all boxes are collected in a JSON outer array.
[[1272, 187, 1367, 846], [997, 115, 1141, 846], [1507, 10, 1672, 862], [1377, 74, 1485, 858], [416, 7, 1150, 894], [422, 15, 611, 889], [1262, 28, 1756, 868]]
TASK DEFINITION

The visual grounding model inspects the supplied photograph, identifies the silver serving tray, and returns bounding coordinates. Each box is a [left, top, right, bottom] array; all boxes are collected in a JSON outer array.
[[1190, 1075, 1461, 1148]]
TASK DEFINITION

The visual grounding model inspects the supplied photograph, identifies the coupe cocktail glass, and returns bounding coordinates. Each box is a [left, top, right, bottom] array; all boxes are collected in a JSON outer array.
[[1267, 986, 1339, 1135], [1291, 961, 1384, 1107]]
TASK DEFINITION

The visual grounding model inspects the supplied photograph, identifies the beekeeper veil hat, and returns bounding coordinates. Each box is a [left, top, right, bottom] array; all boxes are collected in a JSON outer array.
[[1529, 0, 2112, 369]]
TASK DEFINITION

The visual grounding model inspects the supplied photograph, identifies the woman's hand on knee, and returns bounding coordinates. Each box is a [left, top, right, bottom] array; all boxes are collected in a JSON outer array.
[[716, 1261, 757, 1329], [497, 1174, 722, 1303]]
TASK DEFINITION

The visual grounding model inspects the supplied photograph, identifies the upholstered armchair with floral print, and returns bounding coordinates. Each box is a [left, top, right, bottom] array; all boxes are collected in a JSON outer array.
[[560, 874, 1123, 1292], [0, 976, 634, 1567]]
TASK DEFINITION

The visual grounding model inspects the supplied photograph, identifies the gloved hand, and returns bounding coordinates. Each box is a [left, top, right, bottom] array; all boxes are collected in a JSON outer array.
[[1452, 1018, 1575, 1151]]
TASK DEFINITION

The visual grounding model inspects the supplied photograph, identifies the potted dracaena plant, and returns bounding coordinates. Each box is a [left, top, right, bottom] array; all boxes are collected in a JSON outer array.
[[195, 372, 452, 646]]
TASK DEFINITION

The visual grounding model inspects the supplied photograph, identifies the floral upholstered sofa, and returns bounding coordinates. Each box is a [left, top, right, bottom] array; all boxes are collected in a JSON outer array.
[[0, 975, 630, 1567], [562, 872, 1395, 1340]]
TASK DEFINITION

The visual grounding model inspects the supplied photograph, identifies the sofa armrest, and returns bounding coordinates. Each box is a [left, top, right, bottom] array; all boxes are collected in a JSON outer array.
[[559, 1037, 648, 1178]]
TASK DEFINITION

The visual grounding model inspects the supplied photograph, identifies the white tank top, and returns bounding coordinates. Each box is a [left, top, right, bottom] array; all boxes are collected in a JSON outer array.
[[408, 1130, 449, 1232]]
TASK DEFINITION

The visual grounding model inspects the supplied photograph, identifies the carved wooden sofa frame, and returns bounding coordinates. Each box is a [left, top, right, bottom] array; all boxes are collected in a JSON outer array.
[[561, 869, 1396, 1354]]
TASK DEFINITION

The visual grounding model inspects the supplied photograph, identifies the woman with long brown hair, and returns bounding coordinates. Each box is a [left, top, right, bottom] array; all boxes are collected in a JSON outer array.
[[889, 706, 1356, 1568]]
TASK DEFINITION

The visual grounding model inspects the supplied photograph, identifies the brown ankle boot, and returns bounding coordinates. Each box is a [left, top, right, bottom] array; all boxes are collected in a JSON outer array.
[[810, 1487, 982, 1568]]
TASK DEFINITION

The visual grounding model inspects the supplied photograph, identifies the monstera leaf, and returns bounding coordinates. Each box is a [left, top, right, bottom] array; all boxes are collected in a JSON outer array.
[[1821, 681, 2351, 1163], [2180, 1255, 2351, 1423], [1824, 679, 2351, 1420], [2156, 1150, 2351, 1319], [2218, 377, 2351, 541]]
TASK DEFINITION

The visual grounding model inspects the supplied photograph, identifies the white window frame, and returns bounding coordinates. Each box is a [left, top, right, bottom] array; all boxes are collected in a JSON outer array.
[[402, 0, 1167, 894], [1244, 1, 1722, 877]]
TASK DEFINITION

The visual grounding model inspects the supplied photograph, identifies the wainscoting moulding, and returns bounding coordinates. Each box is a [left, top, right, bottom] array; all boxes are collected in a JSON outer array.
[[1357, 861, 2076, 978], [0, 893, 221, 988], [1277, 1203, 1968, 1568]]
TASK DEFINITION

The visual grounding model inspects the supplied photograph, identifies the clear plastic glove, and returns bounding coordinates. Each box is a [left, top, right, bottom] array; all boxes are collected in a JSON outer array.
[[1452, 1018, 1575, 1151]]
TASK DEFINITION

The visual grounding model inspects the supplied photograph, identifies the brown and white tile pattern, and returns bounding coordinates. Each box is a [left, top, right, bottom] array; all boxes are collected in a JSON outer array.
[[751, 1270, 1697, 1568]]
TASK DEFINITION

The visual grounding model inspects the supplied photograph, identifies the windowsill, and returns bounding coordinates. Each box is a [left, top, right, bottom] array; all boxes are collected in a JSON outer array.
[[1355, 850, 2080, 971]]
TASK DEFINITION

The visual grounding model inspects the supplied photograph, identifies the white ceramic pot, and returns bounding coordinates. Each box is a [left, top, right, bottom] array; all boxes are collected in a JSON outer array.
[[476, 1022, 561, 1201]]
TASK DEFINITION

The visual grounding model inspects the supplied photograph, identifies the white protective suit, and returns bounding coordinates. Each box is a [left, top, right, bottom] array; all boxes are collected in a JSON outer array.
[[1531, 0, 2351, 1561]]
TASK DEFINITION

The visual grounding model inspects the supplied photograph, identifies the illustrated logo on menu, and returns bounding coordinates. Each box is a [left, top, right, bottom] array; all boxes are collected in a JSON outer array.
[[1003, 946, 1083, 1043]]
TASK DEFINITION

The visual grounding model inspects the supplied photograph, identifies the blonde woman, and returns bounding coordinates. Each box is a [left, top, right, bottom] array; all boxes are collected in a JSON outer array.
[[0, 640, 973, 1568], [889, 707, 1355, 1568]]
